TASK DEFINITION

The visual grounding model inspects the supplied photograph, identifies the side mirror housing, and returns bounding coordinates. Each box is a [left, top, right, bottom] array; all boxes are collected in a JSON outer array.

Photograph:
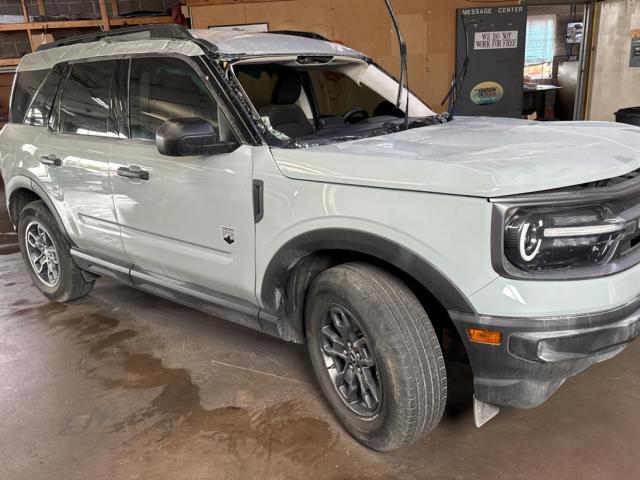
[[156, 118, 239, 157]]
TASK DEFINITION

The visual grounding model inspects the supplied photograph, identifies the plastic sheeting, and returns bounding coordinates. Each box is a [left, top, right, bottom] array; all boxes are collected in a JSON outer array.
[[18, 39, 204, 72], [190, 29, 360, 58]]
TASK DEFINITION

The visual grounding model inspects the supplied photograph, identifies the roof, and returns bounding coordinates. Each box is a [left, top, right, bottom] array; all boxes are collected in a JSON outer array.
[[189, 29, 362, 58], [18, 38, 204, 72], [17, 25, 363, 72]]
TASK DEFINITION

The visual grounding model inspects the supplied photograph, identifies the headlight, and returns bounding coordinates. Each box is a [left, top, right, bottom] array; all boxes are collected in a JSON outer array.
[[503, 205, 629, 272]]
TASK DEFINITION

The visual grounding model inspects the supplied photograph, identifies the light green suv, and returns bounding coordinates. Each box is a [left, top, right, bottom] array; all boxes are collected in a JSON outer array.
[[2, 25, 640, 451]]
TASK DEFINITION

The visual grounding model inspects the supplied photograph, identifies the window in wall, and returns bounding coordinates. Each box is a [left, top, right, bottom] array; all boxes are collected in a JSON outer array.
[[58, 60, 116, 137], [128, 57, 219, 141], [524, 15, 556, 80]]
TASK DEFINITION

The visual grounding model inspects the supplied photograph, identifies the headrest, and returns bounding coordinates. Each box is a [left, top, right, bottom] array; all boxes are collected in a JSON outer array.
[[271, 72, 302, 105]]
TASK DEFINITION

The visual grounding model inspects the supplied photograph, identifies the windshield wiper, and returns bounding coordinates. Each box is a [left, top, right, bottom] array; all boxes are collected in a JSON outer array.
[[440, 12, 470, 121], [384, 0, 410, 131]]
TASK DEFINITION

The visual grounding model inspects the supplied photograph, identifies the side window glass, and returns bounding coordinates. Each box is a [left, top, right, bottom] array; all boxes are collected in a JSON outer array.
[[24, 63, 65, 127], [129, 57, 219, 141], [58, 60, 116, 137], [10, 68, 48, 124]]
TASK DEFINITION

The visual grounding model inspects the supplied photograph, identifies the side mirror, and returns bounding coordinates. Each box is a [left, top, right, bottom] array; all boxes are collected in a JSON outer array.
[[156, 118, 239, 157]]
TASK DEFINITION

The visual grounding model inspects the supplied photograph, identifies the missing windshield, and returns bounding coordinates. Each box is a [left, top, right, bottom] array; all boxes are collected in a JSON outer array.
[[232, 59, 436, 147]]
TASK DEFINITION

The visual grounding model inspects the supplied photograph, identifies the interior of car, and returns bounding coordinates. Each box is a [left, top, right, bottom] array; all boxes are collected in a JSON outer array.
[[234, 60, 408, 144]]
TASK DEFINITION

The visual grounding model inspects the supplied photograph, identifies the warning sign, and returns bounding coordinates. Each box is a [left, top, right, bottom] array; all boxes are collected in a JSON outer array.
[[474, 31, 519, 50]]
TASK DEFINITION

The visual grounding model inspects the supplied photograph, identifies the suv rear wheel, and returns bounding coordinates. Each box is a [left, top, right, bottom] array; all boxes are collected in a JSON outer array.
[[305, 262, 447, 451], [18, 200, 94, 302]]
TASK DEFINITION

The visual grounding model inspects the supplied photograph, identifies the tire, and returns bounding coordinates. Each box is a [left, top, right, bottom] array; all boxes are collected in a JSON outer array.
[[305, 262, 447, 451], [17, 200, 94, 302]]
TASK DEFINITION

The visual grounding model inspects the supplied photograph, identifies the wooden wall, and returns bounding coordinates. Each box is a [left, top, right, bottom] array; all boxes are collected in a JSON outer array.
[[188, 0, 519, 110], [0, 72, 14, 123]]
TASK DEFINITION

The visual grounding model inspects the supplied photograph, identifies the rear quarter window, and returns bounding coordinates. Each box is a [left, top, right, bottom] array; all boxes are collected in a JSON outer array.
[[10, 69, 49, 124], [24, 63, 65, 127]]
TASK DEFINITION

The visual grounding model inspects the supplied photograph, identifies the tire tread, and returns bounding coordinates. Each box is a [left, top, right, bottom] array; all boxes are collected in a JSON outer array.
[[306, 261, 447, 451], [343, 262, 447, 447], [18, 200, 94, 303]]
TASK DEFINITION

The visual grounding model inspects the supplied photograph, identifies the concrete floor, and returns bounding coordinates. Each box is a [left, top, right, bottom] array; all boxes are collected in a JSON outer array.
[[1, 183, 639, 479]]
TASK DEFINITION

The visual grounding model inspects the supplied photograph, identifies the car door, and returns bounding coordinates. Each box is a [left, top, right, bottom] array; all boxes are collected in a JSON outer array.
[[35, 59, 127, 261], [109, 55, 257, 307]]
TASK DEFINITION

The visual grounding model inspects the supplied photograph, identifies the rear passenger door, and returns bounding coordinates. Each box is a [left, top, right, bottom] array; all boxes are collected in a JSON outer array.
[[35, 59, 127, 261], [109, 56, 257, 307]]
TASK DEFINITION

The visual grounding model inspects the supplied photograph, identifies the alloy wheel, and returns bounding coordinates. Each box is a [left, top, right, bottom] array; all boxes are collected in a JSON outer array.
[[319, 305, 383, 418], [25, 221, 60, 288]]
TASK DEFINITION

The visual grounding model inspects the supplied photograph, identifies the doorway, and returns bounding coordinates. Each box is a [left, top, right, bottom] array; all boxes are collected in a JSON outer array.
[[523, 3, 592, 121]]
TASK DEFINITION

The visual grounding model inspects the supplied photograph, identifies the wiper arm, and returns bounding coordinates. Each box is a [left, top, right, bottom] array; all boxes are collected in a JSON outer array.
[[384, 0, 410, 131], [440, 13, 470, 121]]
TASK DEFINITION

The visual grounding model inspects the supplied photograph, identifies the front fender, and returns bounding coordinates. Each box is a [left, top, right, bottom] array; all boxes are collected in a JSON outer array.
[[260, 227, 476, 315]]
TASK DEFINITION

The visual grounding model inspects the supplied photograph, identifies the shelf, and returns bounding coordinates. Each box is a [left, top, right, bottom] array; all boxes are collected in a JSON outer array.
[[0, 0, 176, 72], [111, 16, 175, 27], [0, 16, 173, 32], [0, 58, 20, 66], [186, 0, 292, 5], [0, 19, 100, 32]]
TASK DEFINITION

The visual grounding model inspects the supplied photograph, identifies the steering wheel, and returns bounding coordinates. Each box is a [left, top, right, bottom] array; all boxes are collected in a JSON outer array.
[[343, 108, 369, 124]]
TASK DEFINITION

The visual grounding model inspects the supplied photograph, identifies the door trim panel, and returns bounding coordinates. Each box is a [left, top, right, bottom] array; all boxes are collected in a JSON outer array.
[[71, 249, 134, 285], [70, 249, 266, 334]]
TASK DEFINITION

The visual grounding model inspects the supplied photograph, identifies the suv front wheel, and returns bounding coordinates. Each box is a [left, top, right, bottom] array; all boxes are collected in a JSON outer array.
[[306, 262, 447, 451], [18, 200, 94, 302]]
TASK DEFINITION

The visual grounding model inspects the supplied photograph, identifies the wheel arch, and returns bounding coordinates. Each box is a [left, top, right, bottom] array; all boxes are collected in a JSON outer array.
[[7, 175, 74, 246], [260, 228, 476, 347]]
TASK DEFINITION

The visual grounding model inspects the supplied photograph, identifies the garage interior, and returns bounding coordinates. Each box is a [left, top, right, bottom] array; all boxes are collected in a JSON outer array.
[[1, 0, 640, 479]]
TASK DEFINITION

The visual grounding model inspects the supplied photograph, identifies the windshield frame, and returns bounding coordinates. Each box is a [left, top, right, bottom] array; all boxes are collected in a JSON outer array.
[[227, 54, 437, 148]]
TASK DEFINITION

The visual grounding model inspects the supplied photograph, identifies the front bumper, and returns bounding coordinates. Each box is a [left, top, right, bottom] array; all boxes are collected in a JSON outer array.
[[449, 294, 640, 408]]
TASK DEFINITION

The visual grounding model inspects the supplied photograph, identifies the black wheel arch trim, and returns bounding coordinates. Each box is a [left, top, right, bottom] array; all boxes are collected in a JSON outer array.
[[7, 174, 76, 247], [260, 228, 476, 331]]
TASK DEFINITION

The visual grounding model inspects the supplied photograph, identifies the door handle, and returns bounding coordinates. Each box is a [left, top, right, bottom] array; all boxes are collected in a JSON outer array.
[[117, 165, 149, 181], [40, 154, 62, 167]]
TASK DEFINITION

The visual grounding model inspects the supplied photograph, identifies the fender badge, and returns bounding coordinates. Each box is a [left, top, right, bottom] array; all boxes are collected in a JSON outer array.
[[221, 227, 236, 245]]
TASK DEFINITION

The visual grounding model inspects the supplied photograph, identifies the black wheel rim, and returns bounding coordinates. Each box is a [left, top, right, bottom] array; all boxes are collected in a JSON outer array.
[[319, 305, 382, 418]]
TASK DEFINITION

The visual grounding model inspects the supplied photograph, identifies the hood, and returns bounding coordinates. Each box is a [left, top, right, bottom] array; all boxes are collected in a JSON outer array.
[[271, 117, 640, 197]]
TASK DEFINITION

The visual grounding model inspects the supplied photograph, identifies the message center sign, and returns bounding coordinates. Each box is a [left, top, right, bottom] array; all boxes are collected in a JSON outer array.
[[474, 31, 518, 50], [455, 6, 527, 118]]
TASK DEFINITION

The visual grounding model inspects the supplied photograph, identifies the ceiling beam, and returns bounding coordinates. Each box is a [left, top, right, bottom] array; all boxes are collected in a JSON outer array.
[[19, 0, 36, 53], [98, 0, 111, 31], [0, 16, 174, 32], [0, 58, 21, 67], [186, 0, 294, 6], [0, 19, 101, 32], [110, 0, 120, 17]]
